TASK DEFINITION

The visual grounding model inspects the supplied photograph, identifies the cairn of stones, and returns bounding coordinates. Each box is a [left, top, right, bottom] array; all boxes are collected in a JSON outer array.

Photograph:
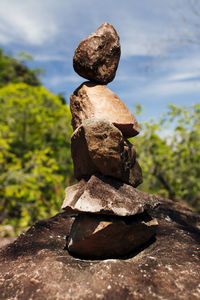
[[62, 22, 159, 259]]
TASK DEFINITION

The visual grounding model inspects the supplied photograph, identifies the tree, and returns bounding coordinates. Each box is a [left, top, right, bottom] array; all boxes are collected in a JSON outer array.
[[0, 49, 41, 88], [0, 83, 74, 231], [133, 104, 200, 211]]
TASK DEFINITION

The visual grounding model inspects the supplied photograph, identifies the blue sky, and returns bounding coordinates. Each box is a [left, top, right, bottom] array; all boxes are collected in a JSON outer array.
[[0, 0, 200, 123]]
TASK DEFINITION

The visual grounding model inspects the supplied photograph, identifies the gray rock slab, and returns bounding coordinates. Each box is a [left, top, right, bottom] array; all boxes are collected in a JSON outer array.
[[61, 174, 159, 216]]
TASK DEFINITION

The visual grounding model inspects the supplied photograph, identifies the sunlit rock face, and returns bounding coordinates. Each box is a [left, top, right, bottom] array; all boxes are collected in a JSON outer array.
[[73, 22, 121, 84], [70, 82, 139, 138]]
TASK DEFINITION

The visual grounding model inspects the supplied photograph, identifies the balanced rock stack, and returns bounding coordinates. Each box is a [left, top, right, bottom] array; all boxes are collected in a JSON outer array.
[[62, 23, 159, 259]]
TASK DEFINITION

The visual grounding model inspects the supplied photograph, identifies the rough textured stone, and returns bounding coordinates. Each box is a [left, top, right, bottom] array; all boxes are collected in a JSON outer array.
[[68, 213, 158, 259], [70, 82, 139, 138], [62, 174, 159, 216], [0, 198, 199, 300], [73, 22, 121, 84], [71, 119, 142, 186]]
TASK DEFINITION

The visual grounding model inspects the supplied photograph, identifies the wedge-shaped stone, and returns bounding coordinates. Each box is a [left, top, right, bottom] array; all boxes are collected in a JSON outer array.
[[71, 119, 142, 186], [70, 82, 139, 138], [62, 174, 159, 216], [68, 213, 158, 259], [73, 22, 121, 84]]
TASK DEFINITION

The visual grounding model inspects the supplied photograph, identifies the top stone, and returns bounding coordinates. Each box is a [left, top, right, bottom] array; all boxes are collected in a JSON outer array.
[[73, 22, 121, 84]]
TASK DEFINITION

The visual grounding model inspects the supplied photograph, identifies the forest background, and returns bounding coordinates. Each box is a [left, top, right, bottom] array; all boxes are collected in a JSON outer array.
[[0, 49, 199, 236]]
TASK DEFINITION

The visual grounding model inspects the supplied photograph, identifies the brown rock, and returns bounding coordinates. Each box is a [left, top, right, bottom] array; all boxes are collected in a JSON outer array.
[[71, 119, 142, 186], [70, 82, 139, 137], [73, 22, 121, 84], [62, 174, 159, 216], [0, 199, 199, 300], [68, 213, 158, 259]]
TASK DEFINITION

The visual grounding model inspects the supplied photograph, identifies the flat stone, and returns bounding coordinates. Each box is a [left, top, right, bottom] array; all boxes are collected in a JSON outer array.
[[70, 82, 139, 138], [73, 22, 121, 84], [61, 174, 159, 216], [71, 119, 142, 186], [68, 213, 158, 259]]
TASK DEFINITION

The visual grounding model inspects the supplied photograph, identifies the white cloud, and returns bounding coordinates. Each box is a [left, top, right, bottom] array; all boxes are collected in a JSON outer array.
[[161, 53, 200, 75], [149, 54, 200, 96], [47, 75, 81, 86], [138, 77, 200, 99], [34, 54, 66, 62], [0, 0, 180, 57], [0, 1, 59, 45], [1, 0, 200, 121], [115, 51, 200, 103], [119, 20, 172, 58], [167, 71, 200, 82]]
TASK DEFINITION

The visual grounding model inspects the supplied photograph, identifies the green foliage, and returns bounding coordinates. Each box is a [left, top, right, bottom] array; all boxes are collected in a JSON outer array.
[[0, 48, 199, 236], [0, 49, 41, 88], [0, 83, 74, 232], [133, 104, 200, 211]]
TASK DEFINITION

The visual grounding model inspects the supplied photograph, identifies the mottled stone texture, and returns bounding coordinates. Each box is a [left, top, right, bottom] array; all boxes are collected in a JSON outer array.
[[62, 174, 159, 216], [68, 213, 158, 259], [70, 82, 139, 138], [73, 22, 121, 84], [71, 119, 142, 186], [0, 199, 199, 300]]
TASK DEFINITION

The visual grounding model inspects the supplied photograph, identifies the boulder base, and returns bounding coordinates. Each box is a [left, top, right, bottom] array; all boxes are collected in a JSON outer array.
[[68, 213, 158, 259], [73, 22, 121, 84], [62, 174, 159, 216], [71, 119, 142, 186], [0, 199, 199, 300], [70, 82, 139, 138]]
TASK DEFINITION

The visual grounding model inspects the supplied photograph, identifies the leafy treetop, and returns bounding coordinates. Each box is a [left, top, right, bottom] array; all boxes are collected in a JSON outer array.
[[0, 49, 41, 88]]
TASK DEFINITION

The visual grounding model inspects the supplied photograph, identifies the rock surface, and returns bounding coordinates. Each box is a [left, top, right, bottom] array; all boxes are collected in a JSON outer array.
[[68, 213, 158, 259], [73, 22, 121, 84], [0, 237, 16, 248], [70, 82, 139, 138], [62, 174, 159, 216], [0, 198, 199, 300], [71, 119, 142, 186]]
